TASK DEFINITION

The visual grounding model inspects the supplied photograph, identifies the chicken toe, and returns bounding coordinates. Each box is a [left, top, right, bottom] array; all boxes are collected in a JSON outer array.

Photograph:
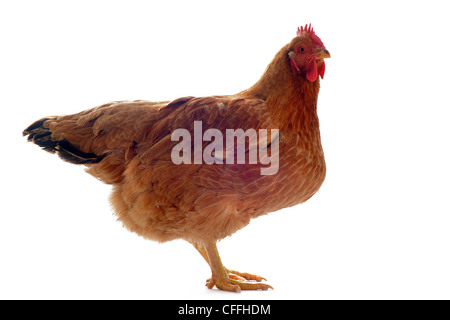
[[206, 273, 273, 292], [226, 269, 267, 282], [200, 242, 273, 292]]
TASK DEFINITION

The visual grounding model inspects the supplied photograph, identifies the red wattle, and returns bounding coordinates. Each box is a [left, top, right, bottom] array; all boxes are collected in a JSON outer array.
[[306, 59, 318, 82], [319, 61, 325, 79]]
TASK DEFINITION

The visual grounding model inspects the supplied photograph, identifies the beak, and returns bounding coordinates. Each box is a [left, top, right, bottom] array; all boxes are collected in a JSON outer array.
[[314, 48, 331, 59]]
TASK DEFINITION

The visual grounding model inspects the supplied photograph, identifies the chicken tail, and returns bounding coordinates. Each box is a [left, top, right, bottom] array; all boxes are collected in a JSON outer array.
[[23, 117, 103, 165]]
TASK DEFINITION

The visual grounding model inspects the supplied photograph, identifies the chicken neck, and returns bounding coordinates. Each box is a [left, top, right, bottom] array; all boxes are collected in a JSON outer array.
[[241, 43, 321, 137]]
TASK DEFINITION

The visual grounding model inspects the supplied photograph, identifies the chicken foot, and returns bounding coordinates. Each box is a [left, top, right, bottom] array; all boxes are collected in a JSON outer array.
[[191, 241, 273, 292]]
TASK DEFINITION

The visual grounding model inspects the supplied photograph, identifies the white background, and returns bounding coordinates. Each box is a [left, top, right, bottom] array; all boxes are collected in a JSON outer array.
[[1, 0, 449, 299]]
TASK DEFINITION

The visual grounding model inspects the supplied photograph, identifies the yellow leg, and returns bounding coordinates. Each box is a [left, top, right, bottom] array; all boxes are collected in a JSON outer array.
[[192, 241, 273, 292]]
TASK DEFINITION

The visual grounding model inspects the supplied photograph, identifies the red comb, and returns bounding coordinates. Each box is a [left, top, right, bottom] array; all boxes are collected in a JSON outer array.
[[296, 23, 324, 47]]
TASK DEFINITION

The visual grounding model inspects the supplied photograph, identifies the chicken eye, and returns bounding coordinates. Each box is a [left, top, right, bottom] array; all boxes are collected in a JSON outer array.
[[296, 46, 306, 54]]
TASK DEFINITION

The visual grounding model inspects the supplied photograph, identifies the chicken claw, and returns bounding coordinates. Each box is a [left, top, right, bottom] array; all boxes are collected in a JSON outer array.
[[199, 242, 273, 292], [206, 269, 273, 293]]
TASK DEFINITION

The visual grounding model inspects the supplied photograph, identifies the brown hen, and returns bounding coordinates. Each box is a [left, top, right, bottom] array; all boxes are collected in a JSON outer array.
[[23, 24, 330, 292]]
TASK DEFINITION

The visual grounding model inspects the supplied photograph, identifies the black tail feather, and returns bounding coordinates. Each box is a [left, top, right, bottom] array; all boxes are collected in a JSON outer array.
[[23, 117, 58, 153], [57, 139, 103, 165], [23, 117, 103, 165]]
